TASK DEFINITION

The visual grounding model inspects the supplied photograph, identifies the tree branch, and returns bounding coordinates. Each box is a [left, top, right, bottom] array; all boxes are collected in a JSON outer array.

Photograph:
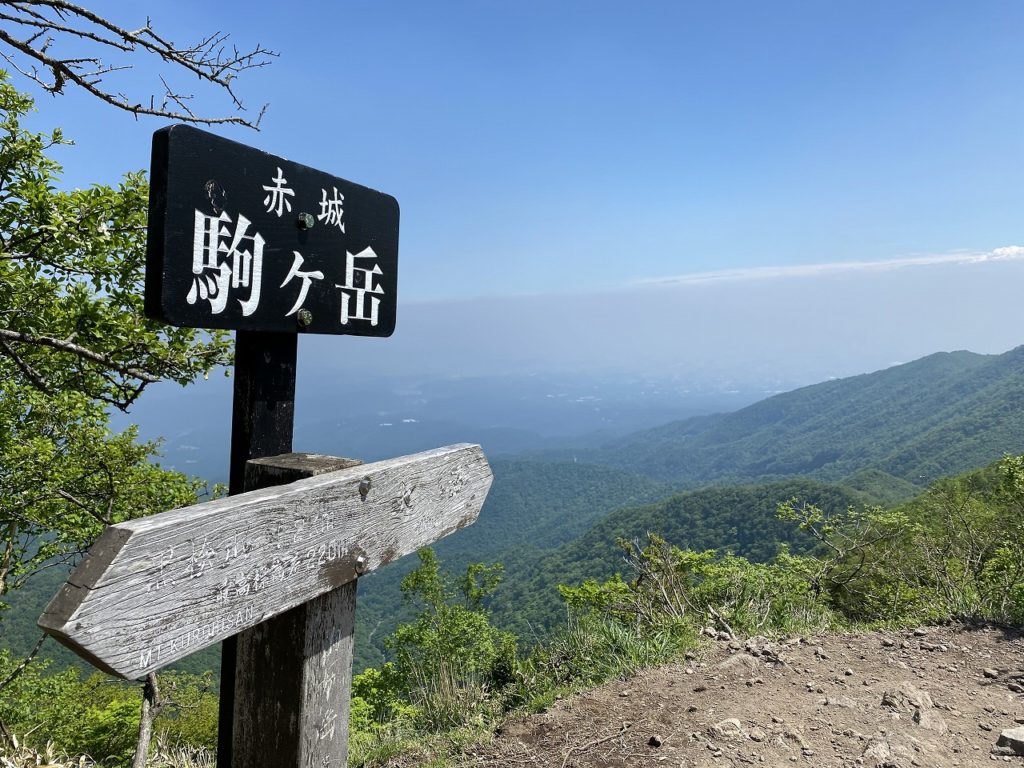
[[132, 672, 162, 768], [0, 327, 159, 383], [0, 335, 49, 392], [0, 2, 275, 128], [0, 632, 46, 694]]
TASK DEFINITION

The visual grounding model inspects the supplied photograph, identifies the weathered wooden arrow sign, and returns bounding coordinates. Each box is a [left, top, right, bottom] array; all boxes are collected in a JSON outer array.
[[38, 444, 491, 680]]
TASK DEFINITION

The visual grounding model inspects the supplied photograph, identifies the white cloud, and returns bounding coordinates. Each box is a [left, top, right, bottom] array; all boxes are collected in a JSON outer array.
[[638, 246, 1024, 286], [989, 245, 1024, 260]]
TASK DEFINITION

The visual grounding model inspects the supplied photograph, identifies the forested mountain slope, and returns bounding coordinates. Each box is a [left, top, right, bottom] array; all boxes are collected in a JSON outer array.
[[490, 478, 866, 638], [585, 347, 1024, 488]]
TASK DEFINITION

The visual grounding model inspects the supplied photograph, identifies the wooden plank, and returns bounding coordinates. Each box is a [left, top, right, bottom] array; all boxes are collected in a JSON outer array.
[[233, 453, 361, 768], [244, 452, 363, 490], [38, 443, 491, 679]]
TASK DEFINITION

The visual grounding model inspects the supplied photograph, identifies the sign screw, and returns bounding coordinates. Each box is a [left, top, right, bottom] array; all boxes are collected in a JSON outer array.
[[355, 555, 367, 574], [296, 308, 313, 328], [296, 212, 315, 230]]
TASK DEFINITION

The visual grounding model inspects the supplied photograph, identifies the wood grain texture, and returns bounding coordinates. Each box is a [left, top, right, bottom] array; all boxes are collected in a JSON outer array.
[[219, 329, 297, 767], [38, 443, 491, 679], [232, 453, 359, 768], [231, 582, 356, 767], [244, 452, 363, 490]]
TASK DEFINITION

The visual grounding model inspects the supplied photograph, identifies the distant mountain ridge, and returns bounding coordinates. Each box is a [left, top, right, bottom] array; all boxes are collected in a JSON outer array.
[[584, 346, 1024, 491]]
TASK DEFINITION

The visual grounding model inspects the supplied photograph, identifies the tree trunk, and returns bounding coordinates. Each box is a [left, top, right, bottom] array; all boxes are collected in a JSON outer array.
[[132, 673, 162, 768]]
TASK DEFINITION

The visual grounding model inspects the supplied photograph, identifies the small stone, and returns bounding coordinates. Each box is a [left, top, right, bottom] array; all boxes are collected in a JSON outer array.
[[845, 668, 854, 676], [619, 690, 631, 697], [686, 705, 698, 713], [648, 734, 663, 747], [881, 682, 933, 712], [985, 668, 1000, 679], [995, 726, 1024, 757], [913, 628, 929, 637], [881, 637, 896, 647], [748, 727, 767, 742], [913, 708, 948, 734], [981, 723, 994, 731], [826, 696, 857, 709], [1008, 683, 1024, 694], [711, 718, 746, 740]]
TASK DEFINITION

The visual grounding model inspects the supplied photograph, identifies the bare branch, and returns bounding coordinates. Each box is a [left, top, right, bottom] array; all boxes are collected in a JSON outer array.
[[0, 2, 275, 128], [55, 488, 111, 525], [132, 672, 162, 768], [0, 633, 46, 694]]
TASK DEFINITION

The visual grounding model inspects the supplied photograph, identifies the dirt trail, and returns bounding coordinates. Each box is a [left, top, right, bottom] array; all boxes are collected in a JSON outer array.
[[463, 624, 1024, 767]]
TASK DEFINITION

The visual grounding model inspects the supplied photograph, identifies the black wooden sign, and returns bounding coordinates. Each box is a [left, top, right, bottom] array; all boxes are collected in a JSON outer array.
[[145, 125, 400, 336]]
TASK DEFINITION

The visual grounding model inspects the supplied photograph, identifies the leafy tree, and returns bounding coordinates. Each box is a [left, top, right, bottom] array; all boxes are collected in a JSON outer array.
[[0, 649, 219, 764], [0, 70, 238, 759], [0, 72, 232, 615], [776, 455, 1024, 624], [560, 534, 835, 641], [383, 549, 516, 730], [0, 5, 273, 760]]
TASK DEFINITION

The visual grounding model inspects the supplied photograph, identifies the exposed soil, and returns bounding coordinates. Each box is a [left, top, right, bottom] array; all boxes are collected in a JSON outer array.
[[461, 624, 1024, 767]]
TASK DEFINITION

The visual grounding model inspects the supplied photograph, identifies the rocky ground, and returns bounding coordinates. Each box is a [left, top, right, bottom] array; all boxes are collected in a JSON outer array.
[[460, 624, 1024, 767]]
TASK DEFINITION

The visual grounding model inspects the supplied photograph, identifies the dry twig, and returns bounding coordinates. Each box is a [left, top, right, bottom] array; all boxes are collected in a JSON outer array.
[[0, 1, 275, 127]]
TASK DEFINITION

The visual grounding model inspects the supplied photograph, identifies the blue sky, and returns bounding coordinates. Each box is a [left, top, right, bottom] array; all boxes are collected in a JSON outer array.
[[19, 1, 1024, 305], [8, 1, 1024, 395]]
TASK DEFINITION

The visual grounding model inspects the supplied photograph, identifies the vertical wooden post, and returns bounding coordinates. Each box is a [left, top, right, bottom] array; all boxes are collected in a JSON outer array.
[[231, 453, 363, 768], [227, 331, 298, 494], [218, 330, 298, 766]]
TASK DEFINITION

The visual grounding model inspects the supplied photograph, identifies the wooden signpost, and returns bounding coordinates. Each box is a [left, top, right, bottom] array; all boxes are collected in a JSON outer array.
[[39, 445, 491, 679], [38, 126, 481, 766], [40, 445, 492, 764]]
